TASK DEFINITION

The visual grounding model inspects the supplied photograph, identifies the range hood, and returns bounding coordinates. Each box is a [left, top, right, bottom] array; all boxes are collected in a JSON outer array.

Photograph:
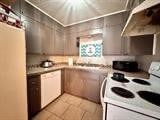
[[122, 0, 160, 36]]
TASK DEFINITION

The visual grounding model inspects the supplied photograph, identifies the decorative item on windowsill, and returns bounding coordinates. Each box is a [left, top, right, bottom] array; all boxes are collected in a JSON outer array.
[[0, 2, 22, 28], [76, 37, 80, 48]]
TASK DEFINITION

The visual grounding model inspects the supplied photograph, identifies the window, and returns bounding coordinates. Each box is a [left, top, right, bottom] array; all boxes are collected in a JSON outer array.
[[80, 40, 102, 57]]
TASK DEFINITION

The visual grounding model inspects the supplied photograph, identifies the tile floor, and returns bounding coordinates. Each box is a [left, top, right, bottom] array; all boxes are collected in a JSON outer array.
[[32, 93, 103, 120]]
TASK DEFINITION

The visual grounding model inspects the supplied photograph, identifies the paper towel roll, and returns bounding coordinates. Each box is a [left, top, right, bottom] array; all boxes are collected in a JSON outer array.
[[68, 58, 73, 66]]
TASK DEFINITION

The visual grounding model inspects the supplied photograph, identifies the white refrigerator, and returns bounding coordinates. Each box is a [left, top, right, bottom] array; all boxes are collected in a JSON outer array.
[[0, 22, 28, 120]]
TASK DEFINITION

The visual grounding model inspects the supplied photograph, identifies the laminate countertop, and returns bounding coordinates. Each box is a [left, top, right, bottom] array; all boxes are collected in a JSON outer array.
[[27, 64, 149, 79]]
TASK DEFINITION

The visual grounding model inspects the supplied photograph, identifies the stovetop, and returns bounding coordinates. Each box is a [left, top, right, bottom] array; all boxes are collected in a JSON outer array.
[[104, 74, 160, 119]]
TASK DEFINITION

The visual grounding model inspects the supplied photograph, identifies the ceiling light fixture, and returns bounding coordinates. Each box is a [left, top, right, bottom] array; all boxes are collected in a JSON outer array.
[[68, 0, 83, 6]]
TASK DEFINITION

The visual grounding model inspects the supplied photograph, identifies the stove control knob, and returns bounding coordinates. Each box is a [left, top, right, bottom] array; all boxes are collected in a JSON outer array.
[[151, 68, 155, 71], [154, 66, 160, 71]]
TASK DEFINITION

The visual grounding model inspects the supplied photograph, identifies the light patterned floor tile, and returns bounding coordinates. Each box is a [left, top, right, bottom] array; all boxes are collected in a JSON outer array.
[[62, 105, 85, 120], [46, 100, 70, 117], [82, 111, 102, 120], [47, 114, 62, 120], [32, 94, 102, 120], [45, 99, 59, 111], [58, 93, 72, 102], [32, 110, 52, 120], [79, 99, 97, 114], [66, 95, 82, 106], [95, 104, 103, 118]]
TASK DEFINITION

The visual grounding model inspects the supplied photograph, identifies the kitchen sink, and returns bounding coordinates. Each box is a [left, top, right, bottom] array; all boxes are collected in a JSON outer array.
[[137, 91, 160, 106], [74, 65, 100, 69]]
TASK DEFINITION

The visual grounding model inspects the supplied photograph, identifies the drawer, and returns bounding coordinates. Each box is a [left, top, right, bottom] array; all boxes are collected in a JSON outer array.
[[28, 76, 40, 86], [41, 70, 61, 79], [41, 72, 52, 79]]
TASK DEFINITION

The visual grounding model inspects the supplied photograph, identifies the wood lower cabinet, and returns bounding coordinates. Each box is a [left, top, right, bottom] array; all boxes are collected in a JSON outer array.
[[69, 70, 84, 97], [64, 68, 107, 103], [27, 75, 41, 118], [83, 78, 100, 102]]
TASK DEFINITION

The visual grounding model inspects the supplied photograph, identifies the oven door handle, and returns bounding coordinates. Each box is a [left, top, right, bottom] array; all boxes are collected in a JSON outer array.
[[100, 78, 107, 104]]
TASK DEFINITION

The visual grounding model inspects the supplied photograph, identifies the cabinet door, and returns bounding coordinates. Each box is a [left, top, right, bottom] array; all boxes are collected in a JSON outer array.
[[103, 24, 123, 55], [65, 33, 79, 55], [11, 0, 21, 16], [69, 70, 84, 97], [64, 69, 84, 97], [83, 79, 100, 103], [127, 35, 154, 55], [64, 69, 71, 93], [27, 76, 41, 118], [83, 72, 100, 103], [21, 1, 41, 22], [40, 24, 54, 55], [25, 19, 42, 54], [54, 29, 64, 55]]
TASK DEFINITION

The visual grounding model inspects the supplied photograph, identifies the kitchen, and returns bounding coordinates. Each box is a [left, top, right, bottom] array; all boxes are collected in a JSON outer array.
[[0, 0, 160, 120]]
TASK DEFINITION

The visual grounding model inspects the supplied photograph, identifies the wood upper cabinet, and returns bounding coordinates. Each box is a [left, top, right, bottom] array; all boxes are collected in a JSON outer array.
[[25, 19, 42, 54], [41, 24, 54, 55], [11, 0, 21, 16], [54, 29, 64, 55], [25, 18, 55, 55], [103, 24, 123, 55], [126, 35, 154, 55], [64, 33, 79, 56], [64, 18, 103, 56], [21, 0, 42, 22], [103, 13, 126, 55]]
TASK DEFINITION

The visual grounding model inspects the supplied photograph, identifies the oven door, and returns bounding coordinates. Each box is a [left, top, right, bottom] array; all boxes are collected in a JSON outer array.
[[100, 78, 107, 120]]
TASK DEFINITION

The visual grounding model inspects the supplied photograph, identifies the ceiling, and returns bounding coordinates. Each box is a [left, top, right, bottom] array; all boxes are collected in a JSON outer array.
[[25, 0, 128, 27]]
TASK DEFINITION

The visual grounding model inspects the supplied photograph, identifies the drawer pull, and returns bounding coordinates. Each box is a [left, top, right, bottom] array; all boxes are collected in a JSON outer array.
[[31, 82, 36, 84]]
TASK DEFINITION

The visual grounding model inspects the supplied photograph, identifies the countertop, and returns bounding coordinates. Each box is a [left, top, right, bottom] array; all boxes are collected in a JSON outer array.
[[27, 64, 149, 79]]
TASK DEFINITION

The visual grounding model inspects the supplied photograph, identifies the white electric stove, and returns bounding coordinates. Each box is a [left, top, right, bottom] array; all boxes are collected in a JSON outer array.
[[101, 62, 160, 120]]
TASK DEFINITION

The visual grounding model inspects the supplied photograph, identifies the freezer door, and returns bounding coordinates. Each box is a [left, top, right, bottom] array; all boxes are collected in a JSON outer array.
[[0, 23, 28, 120]]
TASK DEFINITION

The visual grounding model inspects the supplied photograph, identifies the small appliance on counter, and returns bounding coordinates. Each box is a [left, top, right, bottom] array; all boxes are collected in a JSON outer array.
[[40, 60, 54, 68], [112, 61, 138, 72], [68, 57, 73, 66]]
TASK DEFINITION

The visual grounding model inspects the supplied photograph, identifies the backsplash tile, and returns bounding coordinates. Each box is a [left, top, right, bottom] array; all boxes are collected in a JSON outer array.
[[27, 55, 135, 66]]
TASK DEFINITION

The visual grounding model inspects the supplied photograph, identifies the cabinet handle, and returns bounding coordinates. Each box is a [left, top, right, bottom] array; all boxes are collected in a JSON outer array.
[[35, 88, 39, 91], [31, 81, 36, 85]]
